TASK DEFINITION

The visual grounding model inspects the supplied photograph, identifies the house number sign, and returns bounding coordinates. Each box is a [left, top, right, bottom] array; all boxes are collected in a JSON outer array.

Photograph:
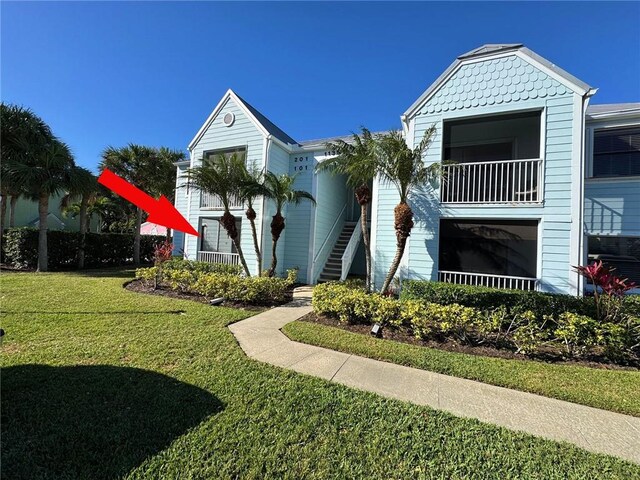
[[293, 155, 311, 171]]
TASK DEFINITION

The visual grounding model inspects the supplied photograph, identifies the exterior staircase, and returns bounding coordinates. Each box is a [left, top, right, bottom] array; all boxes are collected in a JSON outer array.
[[318, 222, 358, 282]]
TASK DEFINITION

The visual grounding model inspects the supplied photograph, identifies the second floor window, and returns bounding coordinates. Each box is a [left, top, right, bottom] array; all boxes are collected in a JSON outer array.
[[593, 127, 640, 178]]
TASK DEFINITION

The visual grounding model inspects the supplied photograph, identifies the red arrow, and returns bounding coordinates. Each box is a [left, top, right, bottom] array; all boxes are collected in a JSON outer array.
[[98, 169, 199, 237]]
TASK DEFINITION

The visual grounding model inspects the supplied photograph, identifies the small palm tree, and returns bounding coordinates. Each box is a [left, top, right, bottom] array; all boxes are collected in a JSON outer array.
[[263, 172, 315, 277], [187, 153, 252, 276], [61, 166, 98, 268], [317, 128, 378, 290], [239, 164, 267, 274], [376, 126, 438, 294]]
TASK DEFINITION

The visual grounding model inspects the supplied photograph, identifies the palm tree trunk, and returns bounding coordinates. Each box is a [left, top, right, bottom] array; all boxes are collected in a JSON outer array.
[[9, 195, 18, 227], [381, 202, 414, 294], [360, 203, 372, 291], [37, 192, 49, 272], [268, 212, 285, 277], [246, 204, 262, 275], [220, 210, 251, 276], [78, 196, 88, 269], [133, 207, 142, 265], [166, 228, 172, 243]]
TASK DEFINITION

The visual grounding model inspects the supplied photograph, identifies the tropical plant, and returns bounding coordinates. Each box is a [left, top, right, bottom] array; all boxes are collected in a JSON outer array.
[[187, 152, 252, 276], [574, 261, 637, 322], [262, 172, 315, 277], [376, 126, 438, 294], [8, 140, 75, 271], [239, 164, 267, 274], [100, 144, 180, 265], [0, 103, 55, 235], [61, 166, 98, 268], [318, 128, 378, 290]]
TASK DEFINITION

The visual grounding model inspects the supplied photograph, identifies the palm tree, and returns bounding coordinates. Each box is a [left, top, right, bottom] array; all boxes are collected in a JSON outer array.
[[263, 172, 315, 277], [376, 126, 438, 294], [317, 128, 378, 290], [239, 164, 267, 274], [154, 147, 187, 241], [61, 166, 98, 268], [100, 144, 158, 265], [9, 139, 75, 271], [187, 153, 252, 276], [0, 103, 55, 233]]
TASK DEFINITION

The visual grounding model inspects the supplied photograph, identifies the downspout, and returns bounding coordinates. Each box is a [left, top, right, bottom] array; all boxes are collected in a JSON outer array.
[[577, 88, 597, 295]]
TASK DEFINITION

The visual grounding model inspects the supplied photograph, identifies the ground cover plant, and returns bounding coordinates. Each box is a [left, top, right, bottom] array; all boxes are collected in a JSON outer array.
[[2, 270, 639, 479], [313, 281, 640, 365]]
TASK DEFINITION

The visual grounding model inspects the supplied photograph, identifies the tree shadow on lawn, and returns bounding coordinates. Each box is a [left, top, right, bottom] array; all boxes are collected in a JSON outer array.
[[2, 364, 223, 480]]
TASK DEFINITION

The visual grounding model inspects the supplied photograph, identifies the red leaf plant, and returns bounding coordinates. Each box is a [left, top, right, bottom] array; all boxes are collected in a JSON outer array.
[[574, 261, 636, 321], [153, 240, 174, 266]]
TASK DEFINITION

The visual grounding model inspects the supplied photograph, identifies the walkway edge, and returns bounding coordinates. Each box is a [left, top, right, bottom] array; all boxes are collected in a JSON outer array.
[[228, 288, 640, 464]]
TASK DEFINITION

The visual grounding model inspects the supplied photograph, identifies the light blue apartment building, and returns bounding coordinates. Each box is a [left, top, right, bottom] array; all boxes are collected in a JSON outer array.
[[173, 44, 640, 295]]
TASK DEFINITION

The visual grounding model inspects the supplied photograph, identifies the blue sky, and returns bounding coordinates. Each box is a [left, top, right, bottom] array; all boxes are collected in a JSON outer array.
[[2, 1, 639, 171]]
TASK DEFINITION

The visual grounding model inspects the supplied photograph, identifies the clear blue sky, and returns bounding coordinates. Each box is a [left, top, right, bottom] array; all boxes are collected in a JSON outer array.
[[2, 1, 639, 171]]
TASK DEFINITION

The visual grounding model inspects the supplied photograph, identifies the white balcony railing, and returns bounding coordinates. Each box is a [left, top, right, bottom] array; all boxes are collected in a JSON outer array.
[[200, 192, 243, 210], [197, 251, 240, 266], [438, 270, 538, 291], [441, 158, 542, 204]]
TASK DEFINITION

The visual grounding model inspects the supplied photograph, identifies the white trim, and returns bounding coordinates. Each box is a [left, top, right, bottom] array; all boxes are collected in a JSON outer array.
[[586, 117, 640, 180], [536, 217, 543, 291], [586, 176, 640, 184], [188, 89, 270, 151], [307, 160, 319, 284], [369, 174, 380, 288]]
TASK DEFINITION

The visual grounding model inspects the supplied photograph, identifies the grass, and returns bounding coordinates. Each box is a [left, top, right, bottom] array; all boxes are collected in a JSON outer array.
[[1, 270, 638, 479], [282, 321, 640, 417]]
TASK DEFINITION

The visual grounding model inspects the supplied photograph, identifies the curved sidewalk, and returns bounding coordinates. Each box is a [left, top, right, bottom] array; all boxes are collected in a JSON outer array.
[[228, 287, 640, 464]]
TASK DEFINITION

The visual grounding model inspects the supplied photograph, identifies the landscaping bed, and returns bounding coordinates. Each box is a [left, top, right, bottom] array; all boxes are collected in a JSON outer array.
[[296, 311, 639, 370]]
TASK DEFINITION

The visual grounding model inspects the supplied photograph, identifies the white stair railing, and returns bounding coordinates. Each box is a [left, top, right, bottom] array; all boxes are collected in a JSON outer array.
[[341, 219, 362, 281], [312, 204, 347, 282]]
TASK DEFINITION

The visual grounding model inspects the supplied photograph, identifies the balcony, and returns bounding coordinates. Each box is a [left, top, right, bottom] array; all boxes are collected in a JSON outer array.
[[200, 192, 243, 210], [442, 110, 542, 205], [441, 158, 542, 204]]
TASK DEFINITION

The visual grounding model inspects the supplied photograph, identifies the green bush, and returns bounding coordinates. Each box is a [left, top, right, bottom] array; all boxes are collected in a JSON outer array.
[[136, 262, 297, 304], [313, 281, 638, 362], [400, 280, 597, 320], [3, 227, 166, 269]]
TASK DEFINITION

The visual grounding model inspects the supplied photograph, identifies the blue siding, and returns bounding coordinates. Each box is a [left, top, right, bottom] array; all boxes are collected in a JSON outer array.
[[280, 151, 315, 280], [374, 53, 580, 294], [185, 97, 266, 273], [585, 180, 640, 235], [171, 164, 189, 256]]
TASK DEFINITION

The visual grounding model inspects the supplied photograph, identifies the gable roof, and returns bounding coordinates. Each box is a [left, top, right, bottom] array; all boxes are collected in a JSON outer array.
[[188, 89, 298, 151], [234, 93, 298, 146], [403, 44, 594, 119]]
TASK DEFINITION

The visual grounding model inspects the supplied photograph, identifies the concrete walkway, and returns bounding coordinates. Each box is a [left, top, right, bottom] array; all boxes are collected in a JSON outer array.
[[228, 287, 640, 464]]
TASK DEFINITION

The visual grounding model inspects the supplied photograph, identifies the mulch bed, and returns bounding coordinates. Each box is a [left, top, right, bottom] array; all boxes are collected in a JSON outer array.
[[298, 312, 640, 371], [124, 278, 295, 311]]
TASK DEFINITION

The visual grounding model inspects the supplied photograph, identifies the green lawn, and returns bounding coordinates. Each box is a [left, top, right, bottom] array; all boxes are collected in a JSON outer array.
[[283, 321, 640, 417], [2, 271, 639, 479]]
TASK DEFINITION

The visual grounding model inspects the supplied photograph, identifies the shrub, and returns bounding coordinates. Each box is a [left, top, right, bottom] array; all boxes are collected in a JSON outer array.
[[136, 262, 297, 304], [511, 311, 550, 355], [400, 280, 596, 320], [3, 227, 166, 269], [554, 312, 600, 357]]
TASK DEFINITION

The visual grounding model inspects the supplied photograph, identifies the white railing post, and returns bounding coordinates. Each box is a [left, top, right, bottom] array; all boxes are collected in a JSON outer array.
[[438, 270, 538, 291], [340, 220, 363, 281], [441, 158, 542, 205]]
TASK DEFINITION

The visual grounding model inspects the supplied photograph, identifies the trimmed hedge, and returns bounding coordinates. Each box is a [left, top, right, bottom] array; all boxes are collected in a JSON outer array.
[[3, 227, 165, 269], [400, 280, 597, 320], [136, 261, 297, 305], [313, 281, 640, 362]]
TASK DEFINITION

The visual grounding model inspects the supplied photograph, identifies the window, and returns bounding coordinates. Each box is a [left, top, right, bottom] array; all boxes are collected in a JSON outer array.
[[587, 236, 640, 284], [443, 111, 541, 163], [203, 146, 247, 164], [199, 217, 241, 253], [439, 219, 538, 278], [592, 127, 640, 178]]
